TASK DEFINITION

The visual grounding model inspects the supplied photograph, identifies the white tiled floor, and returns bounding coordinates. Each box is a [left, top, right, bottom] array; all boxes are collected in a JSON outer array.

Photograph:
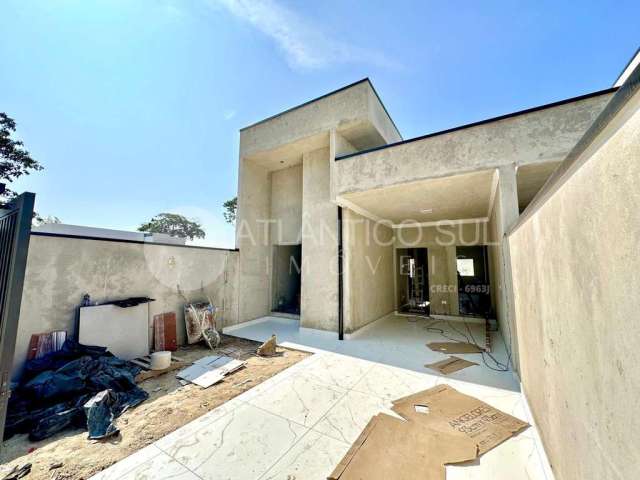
[[91, 314, 553, 480]]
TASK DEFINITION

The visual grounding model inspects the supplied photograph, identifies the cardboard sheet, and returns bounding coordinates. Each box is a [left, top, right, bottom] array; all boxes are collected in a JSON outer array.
[[329, 385, 529, 479], [328, 413, 477, 480], [425, 356, 478, 375], [392, 384, 529, 455], [426, 342, 484, 354]]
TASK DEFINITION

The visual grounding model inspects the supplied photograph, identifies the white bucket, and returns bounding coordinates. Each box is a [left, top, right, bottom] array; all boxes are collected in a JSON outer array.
[[150, 351, 172, 370]]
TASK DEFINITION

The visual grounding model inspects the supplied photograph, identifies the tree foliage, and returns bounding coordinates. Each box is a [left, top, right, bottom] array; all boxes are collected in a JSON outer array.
[[223, 196, 237, 224], [138, 213, 205, 240], [1, 112, 42, 200]]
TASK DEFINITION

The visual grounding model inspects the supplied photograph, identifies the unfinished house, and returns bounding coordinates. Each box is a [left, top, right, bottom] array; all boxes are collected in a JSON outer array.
[[3, 51, 638, 480], [228, 52, 640, 479], [235, 75, 615, 356]]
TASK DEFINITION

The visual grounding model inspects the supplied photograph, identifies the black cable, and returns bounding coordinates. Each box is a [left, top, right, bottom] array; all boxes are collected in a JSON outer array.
[[424, 319, 509, 372]]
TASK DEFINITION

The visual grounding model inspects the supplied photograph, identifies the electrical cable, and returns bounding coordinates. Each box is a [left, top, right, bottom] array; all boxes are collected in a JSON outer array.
[[424, 318, 509, 372]]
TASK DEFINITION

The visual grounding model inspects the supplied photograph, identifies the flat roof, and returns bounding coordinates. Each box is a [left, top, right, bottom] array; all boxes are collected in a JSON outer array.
[[240, 78, 402, 140], [335, 86, 618, 161]]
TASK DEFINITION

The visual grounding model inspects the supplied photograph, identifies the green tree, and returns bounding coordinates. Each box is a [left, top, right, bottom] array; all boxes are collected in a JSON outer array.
[[139, 213, 205, 240], [223, 196, 237, 224], [33, 215, 61, 226], [1, 112, 42, 202]]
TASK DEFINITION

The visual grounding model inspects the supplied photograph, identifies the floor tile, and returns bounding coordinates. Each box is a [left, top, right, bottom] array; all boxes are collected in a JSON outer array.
[[351, 363, 438, 400], [248, 374, 346, 427], [295, 352, 373, 389], [312, 389, 399, 444], [89, 445, 187, 480], [157, 403, 308, 480], [260, 430, 350, 480]]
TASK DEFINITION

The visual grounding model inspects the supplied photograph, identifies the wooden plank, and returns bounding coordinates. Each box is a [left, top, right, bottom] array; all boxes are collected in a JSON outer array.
[[130, 358, 151, 369], [154, 312, 178, 351], [135, 360, 188, 382]]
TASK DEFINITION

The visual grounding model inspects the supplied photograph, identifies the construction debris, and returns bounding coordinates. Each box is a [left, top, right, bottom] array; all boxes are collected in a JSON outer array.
[[27, 331, 67, 360], [153, 312, 177, 351], [1, 463, 31, 480], [176, 355, 245, 388], [256, 335, 277, 356], [5, 340, 148, 442], [184, 302, 217, 345], [426, 341, 484, 354], [330, 385, 529, 480], [131, 354, 188, 382], [425, 356, 478, 375]]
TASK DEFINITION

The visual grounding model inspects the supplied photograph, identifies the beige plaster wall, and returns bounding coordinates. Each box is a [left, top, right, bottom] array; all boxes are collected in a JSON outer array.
[[335, 92, 613, 195], [300, 147, 338, 331], [240, 80, 397, 159], [343, 210, 395, 332], [270, 164, 303, 245], [487, 166, 520, 368], [13, 235, 238, 378], [508, 89, 640, 479], [236, 158, 272, 322], [393, 223, 488, 248]]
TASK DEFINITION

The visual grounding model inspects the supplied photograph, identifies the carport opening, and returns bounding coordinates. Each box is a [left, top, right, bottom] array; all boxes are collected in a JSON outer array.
[[456, 246, 491, 317], [397, 248, 430, 316], [272, 244, 301, 315]]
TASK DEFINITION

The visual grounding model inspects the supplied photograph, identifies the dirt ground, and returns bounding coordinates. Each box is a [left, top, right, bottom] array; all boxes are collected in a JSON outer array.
[[0, 335, 310, 480]]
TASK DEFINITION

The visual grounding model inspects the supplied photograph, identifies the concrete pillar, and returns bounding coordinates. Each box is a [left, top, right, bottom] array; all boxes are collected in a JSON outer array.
[[301, 147, 338, 331], [496, 164, 520, 371], [236, 158, 272, 322], [446, 245, 460, 315]]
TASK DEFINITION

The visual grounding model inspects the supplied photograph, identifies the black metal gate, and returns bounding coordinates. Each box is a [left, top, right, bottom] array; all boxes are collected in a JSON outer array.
[[0, 192, 34, 440]]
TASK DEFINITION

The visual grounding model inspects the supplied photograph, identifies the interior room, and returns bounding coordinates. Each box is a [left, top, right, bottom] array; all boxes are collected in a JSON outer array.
[[271, 244, 302, 315]]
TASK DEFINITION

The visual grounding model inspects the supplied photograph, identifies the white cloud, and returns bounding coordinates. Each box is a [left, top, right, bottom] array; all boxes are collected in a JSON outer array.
[[210, 0, 399, 70], [223, 109, 237, 120]]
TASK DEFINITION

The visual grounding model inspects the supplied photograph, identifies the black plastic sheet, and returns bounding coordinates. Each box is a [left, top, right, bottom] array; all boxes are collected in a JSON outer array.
[[5, 339, 148, 441]]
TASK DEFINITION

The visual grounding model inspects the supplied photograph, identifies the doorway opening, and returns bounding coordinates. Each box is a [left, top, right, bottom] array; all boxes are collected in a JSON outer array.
[[272, 244, 301, 315], [456, 245, 491, 317], [397, 248, 430, 316]]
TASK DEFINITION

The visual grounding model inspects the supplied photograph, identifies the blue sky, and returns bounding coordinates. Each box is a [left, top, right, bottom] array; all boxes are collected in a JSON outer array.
[[1, 0, 638, 248]]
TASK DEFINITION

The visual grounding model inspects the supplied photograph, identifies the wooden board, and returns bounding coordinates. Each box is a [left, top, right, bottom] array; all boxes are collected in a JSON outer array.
[[133, 354, 188, 382], [154, 312, 177, 351]]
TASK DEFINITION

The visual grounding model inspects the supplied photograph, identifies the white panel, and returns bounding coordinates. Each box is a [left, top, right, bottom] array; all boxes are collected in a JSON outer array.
[[79, 303, 149, 360]]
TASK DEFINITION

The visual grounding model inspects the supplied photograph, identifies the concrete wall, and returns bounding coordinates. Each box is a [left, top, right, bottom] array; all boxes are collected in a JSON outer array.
[[240, 80, 397, 158], [487, 166, 520, 368], [236, 158, 272, 322], [335, 92, 613, 195], [13, 234, 238, 377], [343, 210, 395, 332], [270, 164, 302, 245], [301, 147, 338, 331], [393, 223, 488, 248], [508, 83, 640, 479]]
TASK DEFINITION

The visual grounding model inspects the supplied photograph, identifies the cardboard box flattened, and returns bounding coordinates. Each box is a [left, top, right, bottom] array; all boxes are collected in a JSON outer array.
[[392, 384, 529, 455], [426, 342, 484, 354], [425, 356, 478, 375], [328, 413, 477, 480]]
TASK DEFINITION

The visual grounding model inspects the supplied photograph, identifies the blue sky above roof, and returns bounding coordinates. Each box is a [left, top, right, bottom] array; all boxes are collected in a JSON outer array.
[[1, 0, 638, 247]]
